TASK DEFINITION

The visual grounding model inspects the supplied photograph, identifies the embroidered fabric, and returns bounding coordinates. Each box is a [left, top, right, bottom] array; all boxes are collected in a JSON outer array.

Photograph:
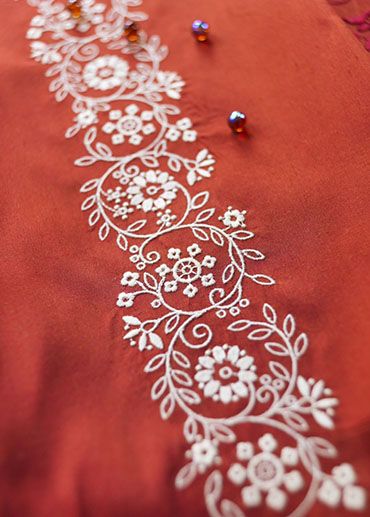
[[26, 1, 367, 515]]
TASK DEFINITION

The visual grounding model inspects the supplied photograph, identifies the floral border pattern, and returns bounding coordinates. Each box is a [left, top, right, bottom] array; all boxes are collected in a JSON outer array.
[[26, 1, 366, 515]]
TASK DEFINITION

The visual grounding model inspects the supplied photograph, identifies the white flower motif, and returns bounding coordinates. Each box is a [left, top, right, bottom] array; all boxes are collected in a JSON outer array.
[[156, 209, 176, 228], [228, 464, 247, 486], [155, 244, 217, 298], [280, 446, 299, 466], [165, 117, 197, 143], [168, 248, 181, 260], [219, 206, 246, 229], [30, 41, 62, 64], [116, 292, 135, 308], [74, 0, 106, 33], [112, 201, 134, 220], [75, 109, 97, 128], [343, 485, 367, 511], [183, 284, 198, 298], [126, 170, 178, 212], [318, 479, 341, 508], [195, 345, 257, 403], [202, 255, 216, 268], [187, 243, 201, 257], [164, 280, 177, 292], [121, 272, 140, 287], [155, 264, 171, 277], [83, 55, 128, 91], [332, 463, 356, 487], [234, 434, 305, 512], [27, 27, 43, 39], [189, 439, 218, 474]]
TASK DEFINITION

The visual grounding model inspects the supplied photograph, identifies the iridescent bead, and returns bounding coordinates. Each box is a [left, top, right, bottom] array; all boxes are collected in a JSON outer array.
[[192, 20, 209, 42], [228, 111, 247, 133], [66, 0, 82, 19], [124, 20, 140, 43]]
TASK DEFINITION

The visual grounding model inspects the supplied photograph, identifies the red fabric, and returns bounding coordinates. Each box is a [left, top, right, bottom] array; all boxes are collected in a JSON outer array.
[[1, 0, 369, 515]]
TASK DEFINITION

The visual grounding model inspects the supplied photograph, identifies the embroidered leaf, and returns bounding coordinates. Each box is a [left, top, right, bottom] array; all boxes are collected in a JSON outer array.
[[98, 223, 110, 241], [190, 191, 209, 210], [65, 124, 80, 138], [149, 332, 164, 349], [160, 393, 175, 419], [81, 195, 96, 211], [75, 156, 97, 167], [116, 233, 128, 251], [151, 376, 167, 400], [210, 229, 224, 246], [195, 208, 215, 223], [196, 149, 210, 162], [297, 375, 310, 397], [183, 417, 198, 443], [138, 333, 147, 351], [173, 350, 191, 369], [204, 470, 222, 502], [231, 230, 254, 240], [307, 437, 337, 458], [56, 88, 68, 102], [175, 463, 197, 490], [228, 320, 252, 332], [153, 140, 167, 156], [187, 170, 197, 186], [283, 411, 309, 432], [294, 333, 309, 357], [165, 314, 180, 334], [127, 219, 147, 232], [243, 249, 265, 260], [122, 316, 141, 326], [283, 314, 295, 338], [249, 274, 275, 286], [311, 380, 325, 400], [315, 398, 338, 409], [178, 389, 201, 405], [248, 328, 273, 340], [95, 142, 112, 158], [144, 354, 166, 373], [141, 156, 159, 168], [265, 342, 289, 356], [123, 328, 141, 339], [167, 156, 181, 172], [312, 410, 334, 429], [144, 273, 158, 290], [192, 228, 209, 241], [222, 264, 235, 284], [88, 209, 100, 227], [263, 303, 277, 324], [80, 179, 99, 193], [220, 500, 245, 517], [172, 370, 193, 387], [269, 361, 290, 381], [210, 423, 236, 443], [85, 127, 97, 145]]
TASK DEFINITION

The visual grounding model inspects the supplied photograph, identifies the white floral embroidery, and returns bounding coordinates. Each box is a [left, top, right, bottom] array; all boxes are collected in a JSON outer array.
[[27, 1, 367, 516]]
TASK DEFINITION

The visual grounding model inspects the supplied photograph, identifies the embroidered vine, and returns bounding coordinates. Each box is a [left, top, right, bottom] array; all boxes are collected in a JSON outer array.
[[26, 1, 366, 515]]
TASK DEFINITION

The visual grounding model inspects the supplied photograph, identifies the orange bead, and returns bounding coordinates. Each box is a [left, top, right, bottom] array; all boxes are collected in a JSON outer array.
[[124, 20, 140, 43], [228, 111, 247, 133], [192, 20, 209, 42], [67, 0, 82, 19]]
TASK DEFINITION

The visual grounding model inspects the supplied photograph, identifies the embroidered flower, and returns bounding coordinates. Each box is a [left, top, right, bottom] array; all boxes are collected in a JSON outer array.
[[126, 170, 178, 212], [117, 292, 135, 308], [72, 0, 106, 33], [165, 117, 197, 142], [121, 272, 140, 287], [186, 439, 219, 474], [156, 70, 185, 99], [83, 55, 128, 91], [228, 434, 304, 512], [156, 209, 176, 227], [156, 244, 217, 298], [219, 206, 246, 229], [30, 41, 62, 64], [318, 464, 367, 511], [75, 109, 97, 128], [112, 201, 134, 220], [195, 345, 257, 403], [102, 104, 156, 145]]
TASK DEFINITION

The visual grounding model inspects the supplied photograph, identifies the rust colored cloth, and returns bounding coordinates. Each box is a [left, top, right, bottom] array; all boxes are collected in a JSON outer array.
[[0, 1, 369, 516]]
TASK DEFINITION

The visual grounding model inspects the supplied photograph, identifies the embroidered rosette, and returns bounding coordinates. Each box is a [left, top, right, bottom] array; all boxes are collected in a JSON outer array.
[[26, 1, 366, 515]]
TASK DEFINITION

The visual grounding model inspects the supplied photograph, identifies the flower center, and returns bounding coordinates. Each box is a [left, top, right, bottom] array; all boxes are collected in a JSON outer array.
[[146, 185, 160, 196], [117, 115, 142, 135], [219, 366, 233, 379], [99, 67, 113, 78], [247, 452, 284, 491], [173, 258, 201, 283]]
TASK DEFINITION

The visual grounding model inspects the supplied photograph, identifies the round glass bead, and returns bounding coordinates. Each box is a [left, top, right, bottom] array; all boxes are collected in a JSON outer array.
[[228, 111, 247, 133], [192, 20, 209, 42], [124, 20, 140, 43], [67, 0, 82, 19]]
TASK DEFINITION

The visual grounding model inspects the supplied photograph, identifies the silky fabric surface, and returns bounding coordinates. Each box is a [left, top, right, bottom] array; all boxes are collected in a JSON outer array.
[[1, 0, 370, 516]]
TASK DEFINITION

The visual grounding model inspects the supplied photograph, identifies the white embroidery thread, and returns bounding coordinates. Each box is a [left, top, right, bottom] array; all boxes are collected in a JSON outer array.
[[26, 1, 366, 515]]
